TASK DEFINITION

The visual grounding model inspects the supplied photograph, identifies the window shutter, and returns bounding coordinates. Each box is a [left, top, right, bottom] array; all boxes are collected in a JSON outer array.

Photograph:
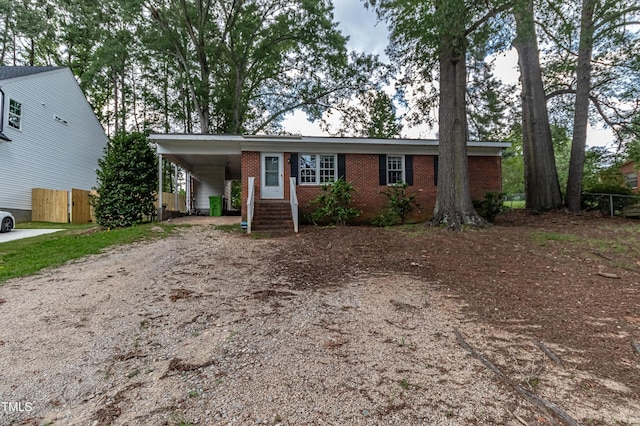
[[290, 153, 298, 185], [433, 155, 438, 186], [405, 155, 413, 185], [379, 154, 386, 185], [338, 154, 346, 180]]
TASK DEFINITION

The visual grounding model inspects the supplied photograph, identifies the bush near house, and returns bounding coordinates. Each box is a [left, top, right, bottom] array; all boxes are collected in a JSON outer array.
[[91, 132, 158, 228], [307, 178, 361, 226], [474, 192, 507, 223]]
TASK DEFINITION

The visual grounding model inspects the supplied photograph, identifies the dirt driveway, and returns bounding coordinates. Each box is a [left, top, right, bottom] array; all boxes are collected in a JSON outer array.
[[0, 212, 638, 425]]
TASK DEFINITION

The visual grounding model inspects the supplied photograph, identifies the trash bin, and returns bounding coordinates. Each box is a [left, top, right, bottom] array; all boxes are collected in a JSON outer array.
[[209, 195, 223, 217]]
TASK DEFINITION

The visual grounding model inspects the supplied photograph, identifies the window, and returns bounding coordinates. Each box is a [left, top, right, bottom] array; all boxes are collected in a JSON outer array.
[[387, 155, 404, 184], [626, 172, 638, 189], [299, 154, 336, 184], [8, 99, 21, 130], [379, 154, 413, 186]]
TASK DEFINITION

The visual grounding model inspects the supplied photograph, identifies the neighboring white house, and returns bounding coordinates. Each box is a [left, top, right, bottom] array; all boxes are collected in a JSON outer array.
[[0, 66, 107, 222]]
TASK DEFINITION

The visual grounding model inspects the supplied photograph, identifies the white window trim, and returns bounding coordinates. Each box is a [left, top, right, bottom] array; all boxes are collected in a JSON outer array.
[[387, 154, 405, 185], [626, 172, 638, 189], [8, 98, 22, 130], [299, 153, 337, 185]]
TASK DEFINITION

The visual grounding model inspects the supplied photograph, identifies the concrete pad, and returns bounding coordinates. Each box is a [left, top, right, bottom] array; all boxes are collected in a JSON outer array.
[[0, 229, 64, 244]]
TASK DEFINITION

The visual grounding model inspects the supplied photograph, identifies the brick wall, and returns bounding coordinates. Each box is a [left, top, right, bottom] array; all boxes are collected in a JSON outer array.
[[469, 156, 503, 200], [242, 151, 503, 223]]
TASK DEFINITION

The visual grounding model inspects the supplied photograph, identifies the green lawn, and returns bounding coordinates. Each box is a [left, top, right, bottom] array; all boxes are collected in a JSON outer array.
[[504, 200, 526, 209], [0, 222, 177, 284]]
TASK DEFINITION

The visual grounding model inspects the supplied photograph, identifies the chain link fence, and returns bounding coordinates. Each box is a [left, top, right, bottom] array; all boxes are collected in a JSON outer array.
[[503, 193, 640, 217], [582, 193, 640, 217]]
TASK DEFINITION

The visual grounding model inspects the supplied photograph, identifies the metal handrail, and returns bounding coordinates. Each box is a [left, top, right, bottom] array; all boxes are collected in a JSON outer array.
[[290, 177, 299, 233], [247, 177, 255, 234]]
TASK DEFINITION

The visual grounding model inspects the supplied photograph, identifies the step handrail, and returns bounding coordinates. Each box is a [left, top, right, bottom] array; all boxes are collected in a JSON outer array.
[[247, 176, 255, 234], [289, 177, 299, 233]]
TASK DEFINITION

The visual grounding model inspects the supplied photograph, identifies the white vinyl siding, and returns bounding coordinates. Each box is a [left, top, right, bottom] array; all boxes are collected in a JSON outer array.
[[299, 153, 336, 184], [0, 68, 107, 212]]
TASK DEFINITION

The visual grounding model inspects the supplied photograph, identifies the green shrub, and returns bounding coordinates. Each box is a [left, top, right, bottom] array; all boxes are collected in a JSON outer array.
[[307, 178, 361, 225], [581, 184, 638, 214], [380, 182, 419, 224], [370, 212, 397, 227], [91, 132, 158, 228], [474, 192, 506, 223]]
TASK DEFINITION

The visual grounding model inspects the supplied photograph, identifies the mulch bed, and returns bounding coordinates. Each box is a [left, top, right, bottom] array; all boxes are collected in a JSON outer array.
[[271, 210, 640, 396]]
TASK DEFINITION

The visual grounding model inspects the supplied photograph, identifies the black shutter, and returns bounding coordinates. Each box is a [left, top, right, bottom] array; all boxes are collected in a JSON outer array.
[[433, 155, 438, 186], [405, 155, 413, 185], [379, 154, 386, 185], [290, 153, 298, 185], [338, 154, 346, 180]]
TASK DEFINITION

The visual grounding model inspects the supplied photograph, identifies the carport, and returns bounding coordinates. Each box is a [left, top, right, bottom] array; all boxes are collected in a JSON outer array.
[[152, 134, 243, 217]]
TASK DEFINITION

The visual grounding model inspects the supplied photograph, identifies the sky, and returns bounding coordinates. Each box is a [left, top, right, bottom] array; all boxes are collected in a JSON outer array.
[[281, 0, 614, 148]]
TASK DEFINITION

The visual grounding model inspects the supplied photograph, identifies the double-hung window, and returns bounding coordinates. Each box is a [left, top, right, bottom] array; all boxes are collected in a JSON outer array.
[[299, 154, 337, 184], [387, 155, 404, 184], [626, 172, 638, 189], [8, 99, 22, 130]]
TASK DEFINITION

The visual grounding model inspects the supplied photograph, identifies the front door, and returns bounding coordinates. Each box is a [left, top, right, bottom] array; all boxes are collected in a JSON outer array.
[[260, 153, 284, 199]]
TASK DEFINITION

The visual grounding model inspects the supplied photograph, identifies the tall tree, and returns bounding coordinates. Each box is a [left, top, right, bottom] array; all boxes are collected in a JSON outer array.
[[141, 0, 383, 134], [368, 0, 511, 229], [321, 89, 402, 138], [540, 0, 640, 211], [513, 0, 563, 212], [564, 0, 595, 212]]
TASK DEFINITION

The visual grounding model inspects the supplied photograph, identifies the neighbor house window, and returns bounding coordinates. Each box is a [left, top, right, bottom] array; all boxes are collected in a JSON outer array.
[[626, 172, 638, 189], [299, 154, 336, 184], [387, 155, 404, 184], [8, 99, 22, 130]]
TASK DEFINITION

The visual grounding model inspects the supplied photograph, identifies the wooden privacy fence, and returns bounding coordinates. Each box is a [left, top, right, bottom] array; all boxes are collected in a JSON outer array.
[[32, 189, 185, 223], [154, 192, 187, 212], [32, 187, 95, 224]]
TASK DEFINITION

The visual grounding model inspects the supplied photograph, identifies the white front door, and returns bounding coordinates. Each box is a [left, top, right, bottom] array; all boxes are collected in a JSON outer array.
[[260, 153, 284, 199]]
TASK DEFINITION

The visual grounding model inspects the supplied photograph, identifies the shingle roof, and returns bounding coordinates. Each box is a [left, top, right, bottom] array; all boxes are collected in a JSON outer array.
[[0, 66, 63, 81]]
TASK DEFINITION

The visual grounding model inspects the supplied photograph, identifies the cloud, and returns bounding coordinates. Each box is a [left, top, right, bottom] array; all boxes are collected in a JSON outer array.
[[333, 0, 389, 61]]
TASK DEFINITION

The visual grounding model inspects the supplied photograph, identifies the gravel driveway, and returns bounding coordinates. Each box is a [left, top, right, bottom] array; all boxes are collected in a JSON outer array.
[[0, 223, 637, 425]]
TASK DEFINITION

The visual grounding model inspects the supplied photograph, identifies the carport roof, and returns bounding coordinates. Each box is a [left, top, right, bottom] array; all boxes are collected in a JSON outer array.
[[151, 133, 509, 155], [150, 134, 510, 177]]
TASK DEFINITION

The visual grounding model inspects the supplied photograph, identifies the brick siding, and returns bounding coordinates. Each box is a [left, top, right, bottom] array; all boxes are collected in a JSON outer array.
[[242, 151, 503, 224]]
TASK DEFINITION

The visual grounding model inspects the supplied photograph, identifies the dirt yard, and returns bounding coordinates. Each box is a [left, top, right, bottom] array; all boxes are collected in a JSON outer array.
[[0, 211, 639, 425]]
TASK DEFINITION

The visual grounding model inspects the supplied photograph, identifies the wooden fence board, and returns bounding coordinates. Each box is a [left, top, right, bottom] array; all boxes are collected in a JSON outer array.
[[155, 192, 186, 212], [71, 188, 93, 224], [32, 188, 68, 223]]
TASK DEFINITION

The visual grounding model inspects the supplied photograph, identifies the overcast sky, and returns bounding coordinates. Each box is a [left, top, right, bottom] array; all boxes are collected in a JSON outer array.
[[282, 0, 613, 147]]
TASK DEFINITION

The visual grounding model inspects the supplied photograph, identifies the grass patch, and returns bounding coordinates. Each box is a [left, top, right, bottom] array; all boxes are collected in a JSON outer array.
[[503, 200, 526, 209], [529, 231, 579, 246], [0, 222, 177, 284], [16, 221, 97, 230], [214, 224, 243, 233]]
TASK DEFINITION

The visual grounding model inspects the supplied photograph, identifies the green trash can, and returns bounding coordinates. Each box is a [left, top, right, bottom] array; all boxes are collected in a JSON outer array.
[[209, 195, 223, 217]]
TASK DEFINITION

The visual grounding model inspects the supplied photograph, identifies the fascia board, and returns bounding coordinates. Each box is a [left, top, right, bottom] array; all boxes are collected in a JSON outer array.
[[151, 134, 510, 156]]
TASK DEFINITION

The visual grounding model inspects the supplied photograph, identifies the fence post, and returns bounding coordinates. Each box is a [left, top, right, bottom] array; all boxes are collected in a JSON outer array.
[[609, 194, 614, 217]]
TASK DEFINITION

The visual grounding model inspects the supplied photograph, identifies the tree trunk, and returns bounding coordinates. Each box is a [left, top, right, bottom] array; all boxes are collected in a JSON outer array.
[[565, 0, 595, 212], [513, 0, 563, 212], [431, 37, 485, 230]]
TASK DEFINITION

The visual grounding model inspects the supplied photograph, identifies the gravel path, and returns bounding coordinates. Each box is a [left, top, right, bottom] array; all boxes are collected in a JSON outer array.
[[0, 225, 636, 425]]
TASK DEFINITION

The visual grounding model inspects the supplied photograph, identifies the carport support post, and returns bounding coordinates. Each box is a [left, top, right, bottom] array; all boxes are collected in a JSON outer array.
[[174, 164, 179, 212], [158, 153, 163, 221]]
